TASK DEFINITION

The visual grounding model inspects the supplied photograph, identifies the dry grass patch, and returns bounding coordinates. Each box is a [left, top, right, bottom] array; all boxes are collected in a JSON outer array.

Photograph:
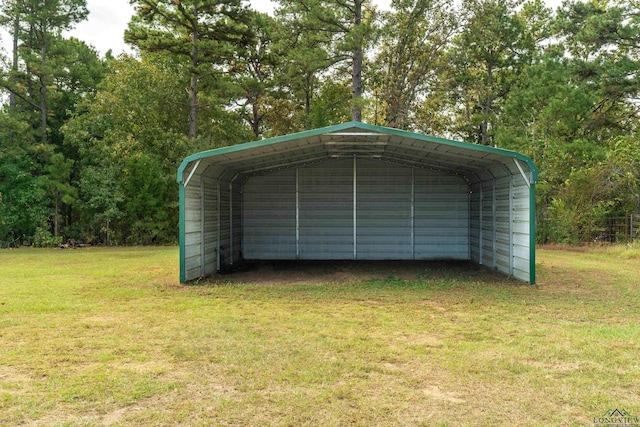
[[1, 246, 639, 426]]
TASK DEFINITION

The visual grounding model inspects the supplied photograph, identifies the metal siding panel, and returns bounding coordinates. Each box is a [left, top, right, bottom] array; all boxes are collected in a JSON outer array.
[[232, 184, 242, 262], [512, 179, 530, 281], [493, 179, 510, 277], [243, 169, 296, 259], [469, 182, 481, 263], [356, 160, 412, 259], [186, 266, 201, 280], [202, 175, 218, 277], [183, 179, 202, 281], [218, 182, 231, 269], [414, 169, 469, 259], [299, 159, 353, 259], [481, 181, 495, 267]]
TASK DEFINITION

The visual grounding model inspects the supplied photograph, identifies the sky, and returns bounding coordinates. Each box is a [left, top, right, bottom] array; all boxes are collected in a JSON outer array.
[[64, 0, 282, 56], [0, 0, 281, 58], [1, 0, 563, 59]]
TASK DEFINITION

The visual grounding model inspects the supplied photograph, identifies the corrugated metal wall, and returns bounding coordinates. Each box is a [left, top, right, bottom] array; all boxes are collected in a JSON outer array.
[[299, 160, 354, 259], [356, 160, 412, 259], [414, 168, 469, 259], [511, 175, 531, 281], [183, 159, 532, 283], [481, 180, 496, 268], [243, 169, 296, 259], [183, 173, 202, 281], [202, 175, 218, 277], [241, 159, 470, 262], [231, 181, 242, 264], [469, 169, 531, 282]]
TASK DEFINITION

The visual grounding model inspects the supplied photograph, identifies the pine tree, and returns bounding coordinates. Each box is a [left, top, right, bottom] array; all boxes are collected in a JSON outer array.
[[126, 0, 252, 140]]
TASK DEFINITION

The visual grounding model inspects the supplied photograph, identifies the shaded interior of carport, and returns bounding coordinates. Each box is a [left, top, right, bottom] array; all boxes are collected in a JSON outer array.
[[177, 122, 538, 284]]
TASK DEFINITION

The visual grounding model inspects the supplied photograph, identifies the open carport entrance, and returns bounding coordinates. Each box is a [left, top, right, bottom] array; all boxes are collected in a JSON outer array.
[[177, 122, 538, 284]]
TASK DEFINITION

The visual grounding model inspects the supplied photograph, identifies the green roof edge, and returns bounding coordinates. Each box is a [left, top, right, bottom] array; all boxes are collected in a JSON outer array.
[[177, 121, 539, 183]]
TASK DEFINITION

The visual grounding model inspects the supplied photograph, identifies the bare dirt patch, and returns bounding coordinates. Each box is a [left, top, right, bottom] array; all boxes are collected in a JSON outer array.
[[202, 259, 504, 286]]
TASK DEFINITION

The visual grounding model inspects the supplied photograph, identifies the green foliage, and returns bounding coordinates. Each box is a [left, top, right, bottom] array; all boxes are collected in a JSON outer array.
[[1, 0, 640, 245], [126, 0, 252, 139], [121, 153, 174, 245], [0, 113, 47, 245], [371, 0, 456, 129], [31, 226, 63, 247]]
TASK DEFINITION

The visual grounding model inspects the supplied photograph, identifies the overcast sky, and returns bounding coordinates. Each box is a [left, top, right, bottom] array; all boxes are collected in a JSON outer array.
[[1, 0, 563, 59], [65, 0, 281, 56]]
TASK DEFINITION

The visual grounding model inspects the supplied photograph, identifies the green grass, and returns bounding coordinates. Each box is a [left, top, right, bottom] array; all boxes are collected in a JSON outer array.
[[1, 246, 639, 426]]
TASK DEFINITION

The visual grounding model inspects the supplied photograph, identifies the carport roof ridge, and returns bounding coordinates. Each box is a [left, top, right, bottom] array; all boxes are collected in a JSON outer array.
[[177, 121, 538, 183]]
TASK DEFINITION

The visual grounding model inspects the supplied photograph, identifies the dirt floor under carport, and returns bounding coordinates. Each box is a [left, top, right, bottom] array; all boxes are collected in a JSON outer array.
[[202, 259, 513, 285]]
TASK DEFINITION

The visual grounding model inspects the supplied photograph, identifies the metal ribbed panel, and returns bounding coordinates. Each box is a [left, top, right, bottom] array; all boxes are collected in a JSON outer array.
[[184, 174, 202, 281], [469, 182, 481, 263], [230, 181, 242, 264], [356, 159, 412, 259], [243, 169, 296, 259], [481, 180, 495, 267], [202, 175, 218, 276], [299, 159, 353, 259], [218, 182, 231, 269], [493, 177, 511, 275], [414, 169, 469, 259], [512, 176, 531, 281]]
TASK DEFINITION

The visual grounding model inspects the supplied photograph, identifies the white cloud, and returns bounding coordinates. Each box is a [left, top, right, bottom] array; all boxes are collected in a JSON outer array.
[[65, 0, 136, 56]]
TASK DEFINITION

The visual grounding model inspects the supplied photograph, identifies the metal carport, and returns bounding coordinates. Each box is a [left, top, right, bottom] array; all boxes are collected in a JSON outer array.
[[177, 122, 538, 283]]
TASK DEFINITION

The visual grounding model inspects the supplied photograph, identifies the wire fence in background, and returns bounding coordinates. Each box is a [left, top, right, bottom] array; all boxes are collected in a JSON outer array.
[[532, 212, 640, 245], [588, 214, 640, 243]]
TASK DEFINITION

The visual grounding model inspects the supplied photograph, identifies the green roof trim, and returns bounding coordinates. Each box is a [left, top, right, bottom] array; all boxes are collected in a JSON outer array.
[[177, 121, 538, 183]]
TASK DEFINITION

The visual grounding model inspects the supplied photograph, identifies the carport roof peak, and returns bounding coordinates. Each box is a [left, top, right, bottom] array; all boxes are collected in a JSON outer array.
[[177, 121, 538, 184]]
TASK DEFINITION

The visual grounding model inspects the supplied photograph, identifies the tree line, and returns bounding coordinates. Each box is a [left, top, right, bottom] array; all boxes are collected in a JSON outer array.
[[0, 0, 638, 246]]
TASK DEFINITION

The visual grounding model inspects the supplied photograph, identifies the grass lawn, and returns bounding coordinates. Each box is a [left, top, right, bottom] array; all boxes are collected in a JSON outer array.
[[1, 245, 639, 426]]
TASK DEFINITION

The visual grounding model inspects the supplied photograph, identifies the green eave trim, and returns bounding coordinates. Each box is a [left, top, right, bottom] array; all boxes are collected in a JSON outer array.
[[177, 121, 539, 184]]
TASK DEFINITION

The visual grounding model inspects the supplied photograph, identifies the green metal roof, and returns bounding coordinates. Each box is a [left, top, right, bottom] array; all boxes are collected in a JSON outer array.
[[177, 122, 538, 184]]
